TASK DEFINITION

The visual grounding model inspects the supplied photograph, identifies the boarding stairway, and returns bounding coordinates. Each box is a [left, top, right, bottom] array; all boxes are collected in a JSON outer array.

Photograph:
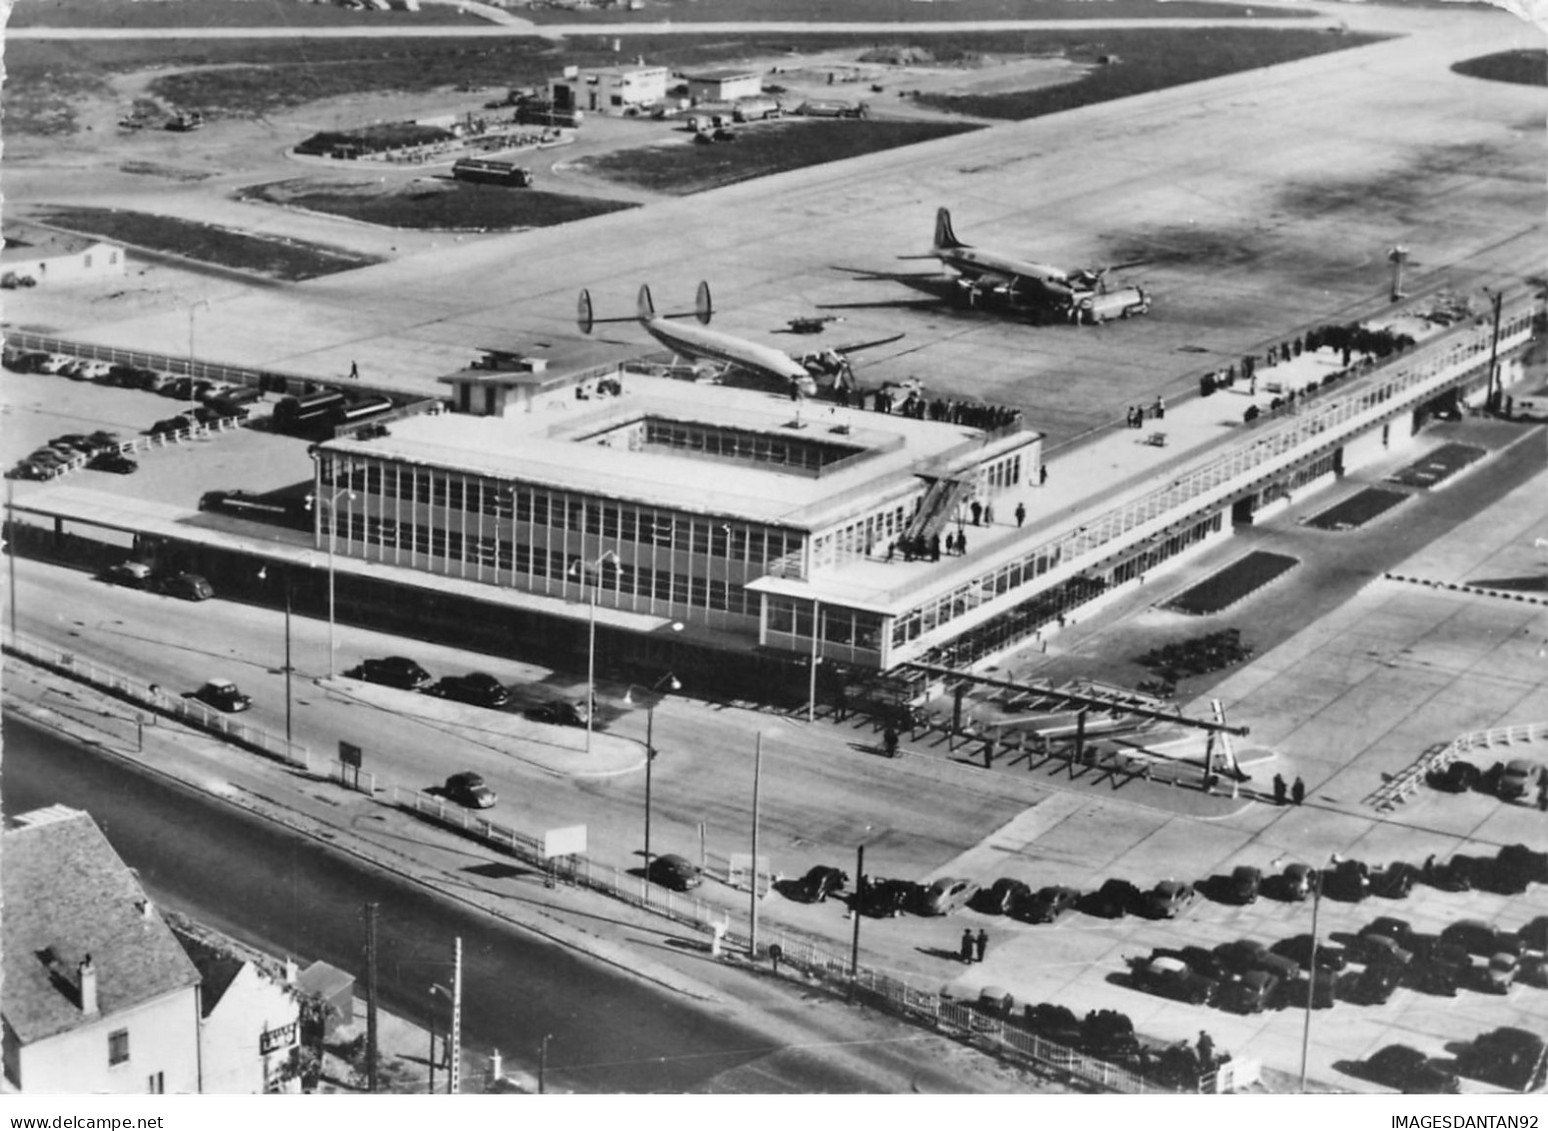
[[901, 476, 974, 544]]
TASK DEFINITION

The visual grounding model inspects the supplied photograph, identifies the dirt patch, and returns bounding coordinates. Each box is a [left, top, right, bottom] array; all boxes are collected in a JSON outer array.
[[239, 177, 637, 231], [1385, 443, 1487, 490], [1162, 551, 1299, 615], [38, 206, 381, 281], [1303, 488, 1411, 531], [1452, 48, 1548, 87], [575, 118, 978, 195]]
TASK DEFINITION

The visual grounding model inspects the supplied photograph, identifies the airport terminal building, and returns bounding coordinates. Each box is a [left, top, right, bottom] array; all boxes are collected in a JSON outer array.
[[313, 288, 1541, 678]]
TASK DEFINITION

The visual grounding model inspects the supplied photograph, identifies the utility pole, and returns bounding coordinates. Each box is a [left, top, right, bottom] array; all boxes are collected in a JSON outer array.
[[365, 902, 379, 1093], [848, 842, 865, 996], [7, 477, 17, 648], [1486, 288, 1504, 414], [748, 734, 762, 959], [450, 937, 463, 1094]]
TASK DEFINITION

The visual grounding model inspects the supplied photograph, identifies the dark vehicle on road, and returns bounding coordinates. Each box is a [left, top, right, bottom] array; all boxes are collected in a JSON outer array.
[[1440, 919, 1522, 959], [1140, 879, 1197, 919], [1497, 758, 1544, 802], [1021, 1003, 1082, 1046], [1351, 1045, 1460, 1094], [1080, 1010, 1139, 1061], [103, 561, 155, 588], [784, 865, 848, 903], [523, 699, 590, 727], [161, 573, 214, 601], [1018, 885, 1080, 924], [646, 853, 702, 892], [1456, 1028, 1547, 1093], [1347, 933, 1413, 969], [443, 771, 497, 809], [148, 415, 195, 437], [1369, 862, 1417, 899], [1270, 934, 1347, 972], [86, 451, 138, 475], [7, 461, 59, 480], [916, 877, 980, 916], [428, 672, 510, 709], [1427, 760, 1481, 793], [1322, 858, 1372, 902], [1405, 944, 1469, 997], [976, 878, 1033, 916], [1422, 856, 1473, 892], [857, 878, 919, 918], [1344, 962, 1402, 1005], [1464, 853, 1532, 896], [1129, 955, 1218, 1006], [1220, 969, 1277, 1013], [1519, 916, 1548, 955], [1213, 939, 1273, 976], [1361, 917, 1415, 948], [188, 679, 252, 712], [1277, 862, 1318, 901], [1496, 843, 1548, 887], [1083, 878, 1140, 919], [347, 656, 433, 690], [1227, 865, 1262, 904]]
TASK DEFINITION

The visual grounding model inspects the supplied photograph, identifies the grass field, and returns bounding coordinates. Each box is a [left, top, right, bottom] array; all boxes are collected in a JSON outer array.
[[915, 27, 1380, 119], [525, 0, 1298, 25], [1162, 551, 1299, 615], [1452, 49, 1548, 87], [5, 27, 1376, 135], [239, 178, 638, 230], [1385, 443, 1487, 490], [578, 118, 977, 195], [1303, 487, 1410, 531], [9, 0, 487, 27], [39, 207, 381, 281]]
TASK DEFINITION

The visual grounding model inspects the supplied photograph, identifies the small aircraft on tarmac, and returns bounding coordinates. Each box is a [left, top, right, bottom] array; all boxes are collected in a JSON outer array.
[[776, 314, 846, 335], [890, 208, 1151, 322], [577, 282, 902, 398]]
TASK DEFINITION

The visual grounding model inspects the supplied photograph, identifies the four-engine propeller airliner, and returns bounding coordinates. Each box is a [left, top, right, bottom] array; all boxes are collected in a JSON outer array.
[[577, 282, 902, 398], [920, 208, 1151, 322]]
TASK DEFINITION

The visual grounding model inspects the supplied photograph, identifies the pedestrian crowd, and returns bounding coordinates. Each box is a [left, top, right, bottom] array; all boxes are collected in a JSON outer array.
[[865, 387, 1023, 431], [1124, 397, 1165, 429]]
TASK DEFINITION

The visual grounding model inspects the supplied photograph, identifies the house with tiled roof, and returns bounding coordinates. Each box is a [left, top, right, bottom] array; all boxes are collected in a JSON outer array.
[[2, 807, 201, 1094], [165, 913, 303, 1094]]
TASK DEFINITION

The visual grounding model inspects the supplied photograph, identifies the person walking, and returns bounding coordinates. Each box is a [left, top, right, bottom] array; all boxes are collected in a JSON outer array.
[[960, 929, 975, 964], [1291, 776, 1306, 805], [970, 500, 983, 526], [883, 725, 899, 759], [974, 928, 988, 963], [1196, 1031, 1215, 1070], [349, 360, 360, 381], [1015, 502, 1026, 527], [1272, 773, 1287, 806], [984, 501, 995, 525], [1154, 395, 1166, 420], [957, 530, 968, 555], [1039, 464, 1048, 487], [930, 533, 942, 562]]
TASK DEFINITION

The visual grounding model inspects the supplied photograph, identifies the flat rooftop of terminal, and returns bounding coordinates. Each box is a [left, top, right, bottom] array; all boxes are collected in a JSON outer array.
[[325, 374, 1034, 530]]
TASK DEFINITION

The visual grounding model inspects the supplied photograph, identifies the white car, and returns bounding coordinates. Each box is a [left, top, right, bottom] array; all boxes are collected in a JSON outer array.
[[78, 360, 114, 381], [38, 354, 73, 374]]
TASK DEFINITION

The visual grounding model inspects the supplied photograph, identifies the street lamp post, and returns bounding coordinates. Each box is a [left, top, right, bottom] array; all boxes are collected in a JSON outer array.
[[258, 564, 294, 756], [308, 482, 356, 678], [568, 551, 618, 754], [538, 1033, 553, 1095], [187, 299, 209, 406], [639, 671, 681, 892], [748, 732, 763, 959], [807, 599, 822, 724], [1271, 852, 1339, 1093], [428, 983, 450, 1094]]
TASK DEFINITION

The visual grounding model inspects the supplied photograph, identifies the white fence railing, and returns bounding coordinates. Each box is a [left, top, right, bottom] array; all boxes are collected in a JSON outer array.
[[1369, 720, 1548, 811], [4, 635, 310, 770]]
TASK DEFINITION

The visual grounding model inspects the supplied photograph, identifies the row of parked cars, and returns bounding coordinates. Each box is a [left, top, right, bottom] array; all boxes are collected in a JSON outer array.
[[102, 560, 216, 600], [1348, 1027, 1547, 1094], [342, 655, 594, 724], [1429, 755, 1546, 803], [8, 430, 135, 481]]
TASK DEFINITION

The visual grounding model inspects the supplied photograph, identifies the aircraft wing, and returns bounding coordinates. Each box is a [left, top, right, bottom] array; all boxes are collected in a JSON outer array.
[[832, 332, 905, 356]]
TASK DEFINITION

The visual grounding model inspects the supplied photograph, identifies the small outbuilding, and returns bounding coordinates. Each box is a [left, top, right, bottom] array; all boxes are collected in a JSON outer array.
[[683, 69, 762, 103]]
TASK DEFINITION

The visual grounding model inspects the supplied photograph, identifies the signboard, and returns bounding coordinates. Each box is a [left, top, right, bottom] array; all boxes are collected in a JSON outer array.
[[542, 824, 587, 859], [339, 741, 362, 769], [260, 1020, 298, 1056]]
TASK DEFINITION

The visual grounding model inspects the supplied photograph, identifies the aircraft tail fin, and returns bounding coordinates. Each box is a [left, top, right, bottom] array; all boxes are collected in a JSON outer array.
[[577, 288, 595, 335], [695, 280, 713, 325], [934, 207, 966, 250], [637, 284, 656, 323]]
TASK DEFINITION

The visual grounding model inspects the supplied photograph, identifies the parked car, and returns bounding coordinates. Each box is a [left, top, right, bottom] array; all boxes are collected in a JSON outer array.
[[443, 771, 497, 809], [784, 865, 848, 903], [1427, 760, 1481, 792], [1129, 954, 1218, 1006], [1361, 917, 1416, 948], [916, 877, 980, 916], [1441, 919, 1522, 959], [86, 451, 138, 475], [188, 678, 252, 712], [1018, 885, 1080, 924], [1227, 864, 1262, 904], [76, 360, 113, 382], [1348, 933, 1413, 969], [148, 415, 194, 436], [7, 461, 59, 480], [1278, 862, 1318, 901], [1497, 758, 1544, 802], [1405, 943, 1470, 997], [1456, 1028, 1547, 1092], [523, 699, 589, 727], [1496, 843, 1548, 887], [1213, 939, 1274, 976], [1322, 858, 1372, 902], [347, 656, 433, 690], [976, 877, 1033, 916], [1270, 934, 1347, 972], [1021, 1002, 1082, 1045], [646, 853, 702, 892], [1344, 962, 1403, 1005], [103, 561, 155, 588], [428, 672, 510, 708], [1083, 878, 1140, 919], [1518, 916, 1548, 956], [37, 354, 73, 374], [856, 878, 919, 918], [1141, 879, 1197, 919], [1482, 952, 1519, 994], [161, 572, 214, 601], [1369, 862, 1417, 899], [1352, 1045, 1460, 1094], [1422, 855, 1473, 893], [1219, 968, 1277, 1014]]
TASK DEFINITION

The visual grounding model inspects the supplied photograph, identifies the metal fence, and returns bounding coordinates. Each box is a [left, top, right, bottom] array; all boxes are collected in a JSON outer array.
[[3, 634, 311, 770], [1371, 719, 1548, 811], [9, 329, 322, 397]]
